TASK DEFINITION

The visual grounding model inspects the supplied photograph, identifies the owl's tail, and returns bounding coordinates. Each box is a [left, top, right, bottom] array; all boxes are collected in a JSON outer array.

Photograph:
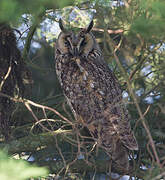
[[107, 140, 129, 173]]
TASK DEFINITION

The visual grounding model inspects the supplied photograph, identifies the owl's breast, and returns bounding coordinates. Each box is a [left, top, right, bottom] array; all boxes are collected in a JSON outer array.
[[56, 56, 122, 123]]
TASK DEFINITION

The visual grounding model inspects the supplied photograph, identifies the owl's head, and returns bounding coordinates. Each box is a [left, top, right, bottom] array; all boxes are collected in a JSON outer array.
[[56, 19, 99, 57]]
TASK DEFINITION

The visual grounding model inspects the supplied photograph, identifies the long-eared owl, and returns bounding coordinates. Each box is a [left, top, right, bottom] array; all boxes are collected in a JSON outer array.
[[55, 19, 138, 171]]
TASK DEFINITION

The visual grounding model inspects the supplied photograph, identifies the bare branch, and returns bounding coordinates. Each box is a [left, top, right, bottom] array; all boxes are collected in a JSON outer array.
[[105, 29, 162, 168], [0, 92, 73, 126], [0, 65, 11, 91]]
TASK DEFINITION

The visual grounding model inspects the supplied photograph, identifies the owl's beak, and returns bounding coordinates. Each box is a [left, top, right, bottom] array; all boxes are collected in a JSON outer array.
[[71, 47, 79, 57], [73, 47, 79, 56]]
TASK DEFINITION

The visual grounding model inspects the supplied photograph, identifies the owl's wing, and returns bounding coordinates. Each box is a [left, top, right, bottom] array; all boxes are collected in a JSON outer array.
[[94, 55, 138, 151], [104, 102, 138, 151]]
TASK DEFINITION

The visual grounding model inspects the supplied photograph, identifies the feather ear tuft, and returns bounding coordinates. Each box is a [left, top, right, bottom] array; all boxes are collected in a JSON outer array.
[[86, 20, 94, 33], [59, 19, 66, 32]]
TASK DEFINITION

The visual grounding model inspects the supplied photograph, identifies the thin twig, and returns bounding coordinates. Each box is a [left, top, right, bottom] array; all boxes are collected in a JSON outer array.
[[0, 92, 72, 126], [150, 172, 165, 180], [0, 65, 11, 91], [147, 141, 155, 164], [129, 57, 146, 81], [93, 27, 124, 34], [134, 105, 151, 130], [24, 101, 51, 132], [104, 29, 161, 167], [113, 51, 161, 167], [22, 11, 45, 60]]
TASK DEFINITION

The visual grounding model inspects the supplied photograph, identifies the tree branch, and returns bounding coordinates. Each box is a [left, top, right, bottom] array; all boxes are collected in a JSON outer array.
[[104, 29, 161, 168], [0, 92, 72, 126], [93, 27, 123, 34], [22, 11, 45, 60]]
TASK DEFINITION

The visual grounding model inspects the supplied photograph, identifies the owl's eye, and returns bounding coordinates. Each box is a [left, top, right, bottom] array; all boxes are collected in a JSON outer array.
[[64, 36, 72, 47], [64, 40, 70, 47], [80, 38, 86, 46], [80, 34, 85, 38]]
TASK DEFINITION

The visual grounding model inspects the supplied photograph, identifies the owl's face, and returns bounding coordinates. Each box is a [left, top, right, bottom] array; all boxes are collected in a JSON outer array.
[[56, 19, 95, 57]]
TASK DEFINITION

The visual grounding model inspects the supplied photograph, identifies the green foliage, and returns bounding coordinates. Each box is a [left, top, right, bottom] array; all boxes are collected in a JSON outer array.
[[0, 0, 23, 23], [0, 0, 74, 24], [0, 151, 48, 180], [131, 0, 165, 40], [143, 165, 165, 180]]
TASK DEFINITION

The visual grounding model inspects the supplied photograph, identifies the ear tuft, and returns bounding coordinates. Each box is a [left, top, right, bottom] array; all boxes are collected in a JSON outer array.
[[59, 18, 66, 32], [86, 20, 94, 33]]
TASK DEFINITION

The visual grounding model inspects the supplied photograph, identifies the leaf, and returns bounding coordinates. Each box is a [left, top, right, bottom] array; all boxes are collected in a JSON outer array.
[[0, 151, 48, 180]]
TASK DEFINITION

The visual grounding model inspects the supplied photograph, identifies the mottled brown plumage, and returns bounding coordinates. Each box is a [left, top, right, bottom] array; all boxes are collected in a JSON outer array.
[[55, 19, 138, 171]]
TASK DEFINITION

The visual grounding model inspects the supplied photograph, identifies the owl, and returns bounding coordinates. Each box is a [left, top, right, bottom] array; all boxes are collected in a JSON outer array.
[[55, 19, 138, 172]]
